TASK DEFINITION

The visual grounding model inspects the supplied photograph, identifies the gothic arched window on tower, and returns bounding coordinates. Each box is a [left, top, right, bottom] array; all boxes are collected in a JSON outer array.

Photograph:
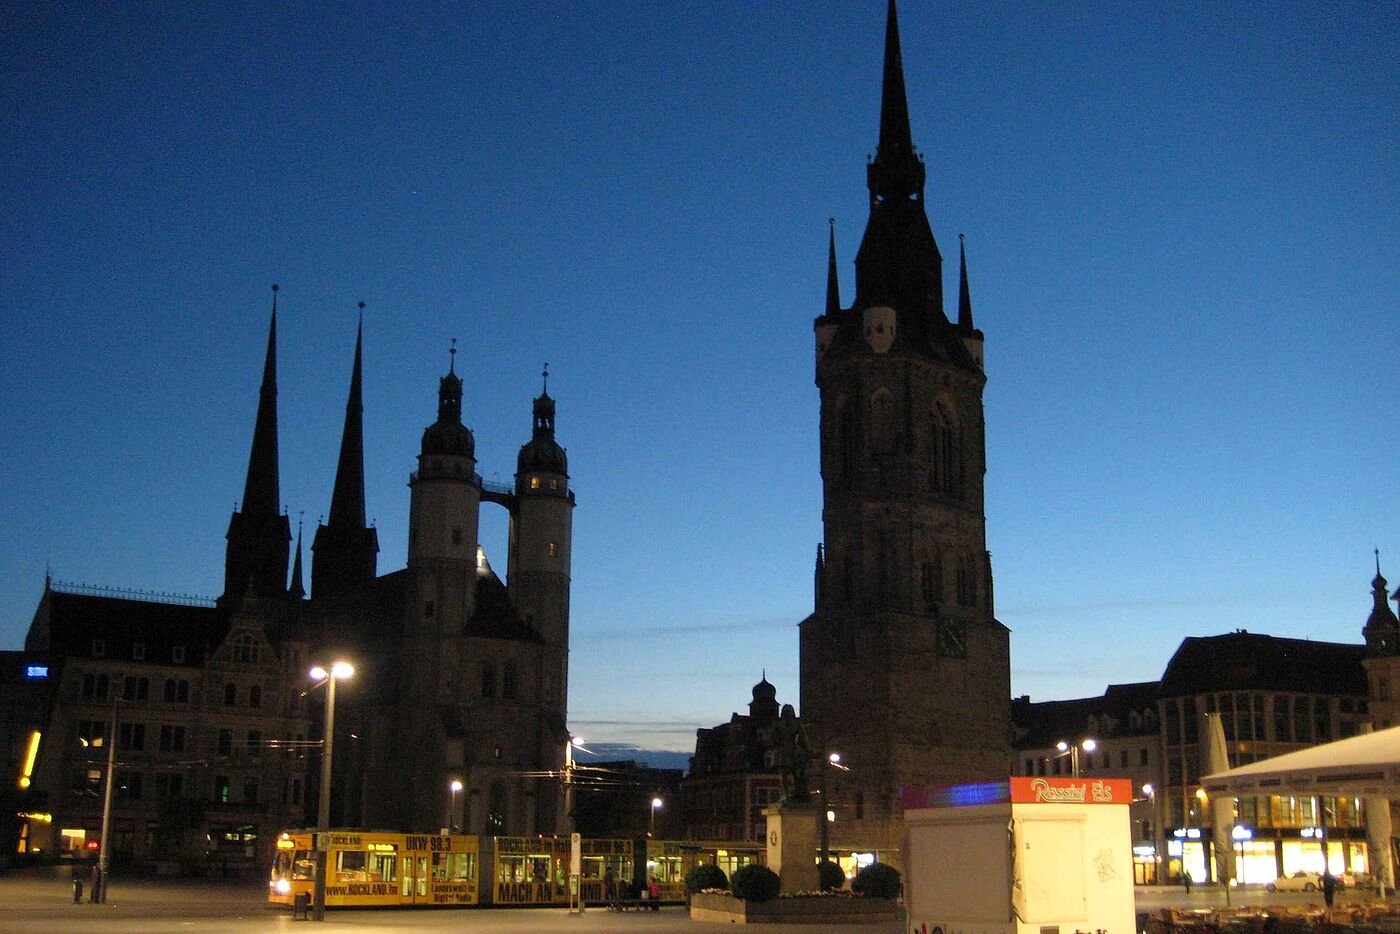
[[481, 663, 497, 698], [931, 404, 963, 498], [503, 662, 519, 700], [870, 390, 896, 454], [956, 557, 978, 607], [838, 404, 858, 488]]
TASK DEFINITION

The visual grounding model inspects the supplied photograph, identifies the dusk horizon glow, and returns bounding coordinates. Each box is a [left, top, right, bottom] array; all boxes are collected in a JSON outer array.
[[2, 1, 1395, 754]]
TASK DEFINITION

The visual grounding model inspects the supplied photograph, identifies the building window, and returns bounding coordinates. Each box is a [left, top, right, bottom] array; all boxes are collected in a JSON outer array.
[[1380, 678, 1391, 701], [224, 683, 236, 706], [452, 527, 462, 545], [1119, 750, 1128, 768], [503, 662, 518, 700], [1139, 747, 1148, 766], [156, 773, 184, 799], [132, 643, 146, 661], [482, 663, 497, 698], [530, 477, 540, 490], [243, 780, 259, 804], [249, 685, 261, 708], [159, 725, 186, 753], [217, 729, 232, 756], [247, 730, 261, 754], [115, 770, 143, 800], [92, 639, 106, 657], [232, 633, 257, 664], [290, 778, 302, 805], [118, 723, 146, 751], [123, 676, 150, 701], [81, 673, 110, 700], [215, 775, 230, 803], [77, 719, 106, 748], [487, 783, 508, 835], [547, 542, 558, 558], [172, 646, 186, 664], [424, 601, 435, 618]]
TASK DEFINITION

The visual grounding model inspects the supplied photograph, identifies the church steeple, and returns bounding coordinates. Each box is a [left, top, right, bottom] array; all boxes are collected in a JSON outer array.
[[221, 285, 291, 605], [243, 285, 282, 516], [289, 520, 305, 599], [826, 218, 842, 318], [1365, 550, 1400, 656], [957, 234, 974, 332], [852, 0, 960, 362], [312, 304, 379, 597]]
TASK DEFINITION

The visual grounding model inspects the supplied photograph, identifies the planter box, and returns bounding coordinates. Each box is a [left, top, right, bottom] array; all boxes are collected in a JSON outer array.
[[689, 891, 898, 924]]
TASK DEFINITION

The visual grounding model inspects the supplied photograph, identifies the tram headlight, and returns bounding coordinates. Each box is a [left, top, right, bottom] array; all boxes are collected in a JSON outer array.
[[275, 879, 291, 895]]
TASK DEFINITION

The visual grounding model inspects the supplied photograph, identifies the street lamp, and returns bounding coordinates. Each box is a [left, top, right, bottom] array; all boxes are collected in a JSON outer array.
[[649, 797, 663, 837], [309, 661, 353, 922], [820, 752, 849, 869], [94, 693, 121, 903], [448, 780, 463, 833], [1054, 738, 1096, 778]]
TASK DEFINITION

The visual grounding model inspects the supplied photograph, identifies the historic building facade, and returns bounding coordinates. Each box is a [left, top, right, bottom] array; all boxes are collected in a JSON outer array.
[[799, 0, 1011, 864], [1012, 628, 1375, 888], [15, 293, 574, 870]]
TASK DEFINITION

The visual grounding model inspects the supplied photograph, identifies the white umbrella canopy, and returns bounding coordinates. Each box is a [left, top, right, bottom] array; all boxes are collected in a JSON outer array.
[[1201, 724, 1400, 798]]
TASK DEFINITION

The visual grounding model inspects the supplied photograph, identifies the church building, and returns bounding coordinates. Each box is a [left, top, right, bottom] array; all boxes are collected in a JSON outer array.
[[799, 0, 1012, 866], [16, 291, 573, 870]]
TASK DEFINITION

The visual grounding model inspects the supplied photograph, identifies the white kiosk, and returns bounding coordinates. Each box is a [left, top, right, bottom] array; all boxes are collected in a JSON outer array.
[[903, 778, 1136, 934]]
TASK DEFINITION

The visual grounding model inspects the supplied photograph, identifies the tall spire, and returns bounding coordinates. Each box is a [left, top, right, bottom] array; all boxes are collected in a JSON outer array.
[[289, 517, 305, 599], [222, 285, 291, 604], [312, 304, 379, 597], [877, 0, 914, 164], [826, 218, 841, 317], [242, 284, 282, 516], [327, 304, 367, 530], [957, 233, 975, 332]]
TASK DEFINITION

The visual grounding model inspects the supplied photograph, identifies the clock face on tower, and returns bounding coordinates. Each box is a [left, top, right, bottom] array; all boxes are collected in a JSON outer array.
[[937, 618, 967, 659]]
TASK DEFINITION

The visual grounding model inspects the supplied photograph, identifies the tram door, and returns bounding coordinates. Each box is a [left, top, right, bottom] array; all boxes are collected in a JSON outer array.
[[401, 855, 429, 903]]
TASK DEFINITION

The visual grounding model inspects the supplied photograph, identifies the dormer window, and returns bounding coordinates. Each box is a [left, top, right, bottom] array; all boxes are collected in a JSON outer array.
[[132, 643, 145, 661], [172, 646, 185, 664], [92, 639, 106, 657], [233, 633, 257, 664]]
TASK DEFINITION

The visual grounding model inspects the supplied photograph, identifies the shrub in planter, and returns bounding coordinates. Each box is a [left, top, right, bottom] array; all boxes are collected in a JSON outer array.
[[730, 864, 781, 902], [852, 862, 901, 898], [685, 862, 729, 893], [817, 860, 845, 892]]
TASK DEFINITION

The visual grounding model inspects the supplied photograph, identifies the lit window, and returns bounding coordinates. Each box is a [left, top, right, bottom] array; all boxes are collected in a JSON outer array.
[[530, 477, 540, 489], [547, 542, 558, 557]]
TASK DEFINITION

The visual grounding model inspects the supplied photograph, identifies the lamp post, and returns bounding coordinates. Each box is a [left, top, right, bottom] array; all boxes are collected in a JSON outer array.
[[94, 693, 120, 903], [1054, 738, 1097, 778], [649, 797, 663, 837], [448, 780, 463, 833], [310, 661, 353, 922], [819, 752, 848, 869]]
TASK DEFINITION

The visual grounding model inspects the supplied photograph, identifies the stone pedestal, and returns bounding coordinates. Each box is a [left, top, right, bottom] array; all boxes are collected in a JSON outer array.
[[764, 801, 820, 894]]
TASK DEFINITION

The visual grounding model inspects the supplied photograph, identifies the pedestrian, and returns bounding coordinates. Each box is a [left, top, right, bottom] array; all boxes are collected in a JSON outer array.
[[648, 875, 661, 910], [72, 875, 83, 903], [1322, 872, 1337, 908], [603, 867, 616, 904], [1183, 870, 1192, 895]]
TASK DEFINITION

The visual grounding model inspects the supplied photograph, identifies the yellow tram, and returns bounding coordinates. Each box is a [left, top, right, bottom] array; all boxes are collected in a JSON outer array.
[[268, 830, 480, 908]]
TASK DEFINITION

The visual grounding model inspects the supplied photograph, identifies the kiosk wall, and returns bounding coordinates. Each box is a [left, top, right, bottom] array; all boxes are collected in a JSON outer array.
[[903, 778, 1135, 934]]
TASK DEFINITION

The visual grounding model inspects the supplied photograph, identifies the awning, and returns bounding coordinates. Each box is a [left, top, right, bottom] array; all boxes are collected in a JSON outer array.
[[1201, 725, 1400, 798]]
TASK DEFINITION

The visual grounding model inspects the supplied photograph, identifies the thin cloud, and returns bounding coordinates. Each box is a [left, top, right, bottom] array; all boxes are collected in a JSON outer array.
[[584, 616, 796, 640]]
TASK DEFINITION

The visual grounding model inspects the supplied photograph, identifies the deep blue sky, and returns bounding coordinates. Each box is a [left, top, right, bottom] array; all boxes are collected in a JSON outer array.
[[2, 1, 1396, 755]]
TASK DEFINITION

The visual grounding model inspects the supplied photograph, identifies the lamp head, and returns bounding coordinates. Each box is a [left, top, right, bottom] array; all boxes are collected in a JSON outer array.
[[1142, 783, 1154, 796], [1055, 741, 1069, 752], [1081, 738, 1097, 752], [450, 780, 464, 792], [331, 661, 354, 680], [651, 797, 663, 809], [309, 665, 327, 681], [828, 752, 842, 765]]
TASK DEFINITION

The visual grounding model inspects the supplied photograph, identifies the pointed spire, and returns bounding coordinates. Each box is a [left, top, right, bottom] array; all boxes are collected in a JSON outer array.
[[957, 233, 975, 332], [241, 284, 282, 516], [825, 219, 841, 317], [877, 0, 915, 164], [326, 303, 367, 530], [289, 516, 305, 598]]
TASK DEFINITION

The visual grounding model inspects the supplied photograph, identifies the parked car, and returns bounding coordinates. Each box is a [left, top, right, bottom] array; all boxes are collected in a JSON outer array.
[[1339, 871, 1370, 890], [1266, 871, 1321, 892]]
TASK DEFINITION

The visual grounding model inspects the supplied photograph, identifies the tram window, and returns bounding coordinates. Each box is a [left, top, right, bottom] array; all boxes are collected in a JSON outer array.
[[337, 850, 368, 881], [435, 852, 476, 881], [370, 851, 397, 882], [292, 851, 316, 880]]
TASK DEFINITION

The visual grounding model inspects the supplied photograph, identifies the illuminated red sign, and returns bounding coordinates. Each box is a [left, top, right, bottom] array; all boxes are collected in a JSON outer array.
[[1009, 777, 1133, 804]]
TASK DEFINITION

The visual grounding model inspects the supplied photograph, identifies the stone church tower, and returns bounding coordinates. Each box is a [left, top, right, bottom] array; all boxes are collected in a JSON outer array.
[[799, 0, 1011, 863]]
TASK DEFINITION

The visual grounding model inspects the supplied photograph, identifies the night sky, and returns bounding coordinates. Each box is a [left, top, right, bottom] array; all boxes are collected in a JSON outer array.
[[2, 1, 1396, 756]]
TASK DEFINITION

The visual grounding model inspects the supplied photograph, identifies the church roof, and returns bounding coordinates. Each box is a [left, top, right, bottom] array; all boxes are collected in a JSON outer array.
[[27, 588, 228, 666]]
